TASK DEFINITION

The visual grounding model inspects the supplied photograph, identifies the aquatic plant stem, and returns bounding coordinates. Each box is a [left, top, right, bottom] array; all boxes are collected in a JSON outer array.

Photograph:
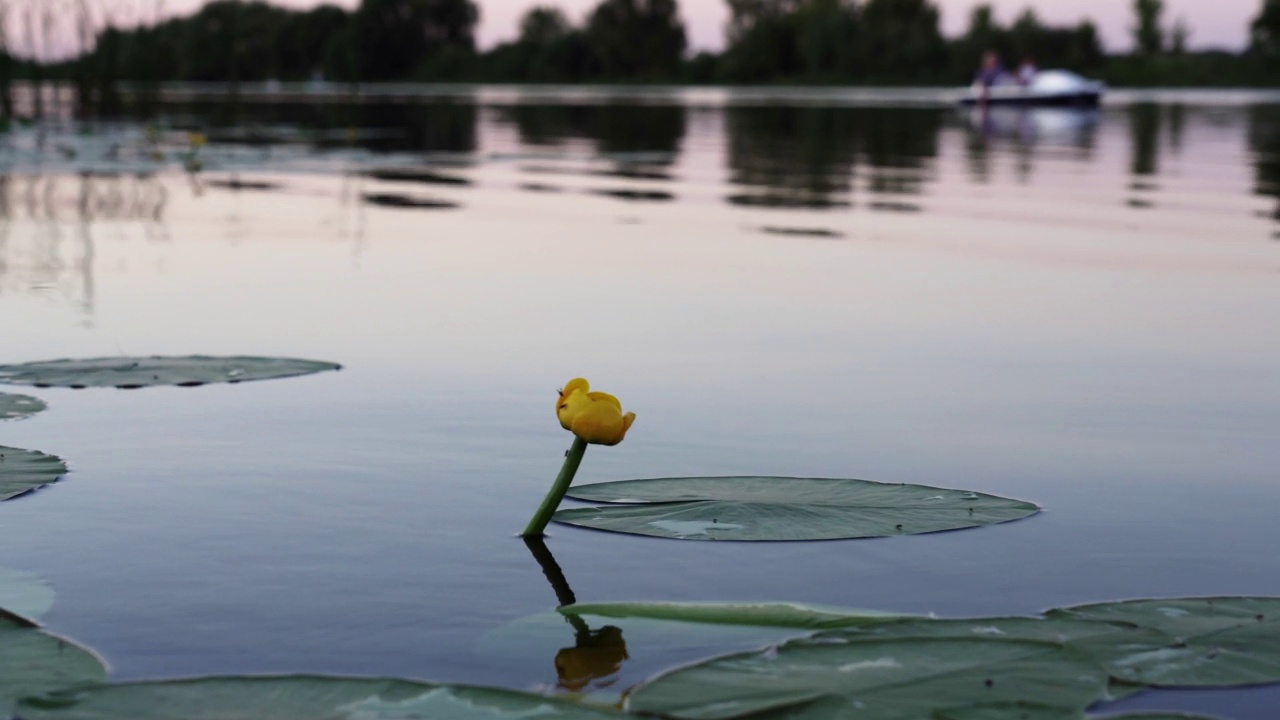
[[522, 437, 588, 538]]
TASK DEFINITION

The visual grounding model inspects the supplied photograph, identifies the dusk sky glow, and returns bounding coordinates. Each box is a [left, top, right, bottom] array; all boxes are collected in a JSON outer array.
[[161, 0, 1260, 53]]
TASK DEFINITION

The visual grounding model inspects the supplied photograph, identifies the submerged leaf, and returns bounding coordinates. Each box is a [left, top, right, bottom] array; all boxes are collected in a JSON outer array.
[[0, 568, 56, 621], [0, 446, 68, 501], [0, 392, 47, 421], [626, 635, 1110, 720], [1047, 597, 1280, 687], [555, 476, 1038, 541], [0, 356, 341, 389], [15, 676, 621, 720], [0, 612, 106, 715]]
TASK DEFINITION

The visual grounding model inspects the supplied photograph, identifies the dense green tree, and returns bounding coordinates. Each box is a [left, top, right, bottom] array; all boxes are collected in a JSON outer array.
[[720, 0, 859, 82], [1253, 0, 1280, 54], [796, 0, 861, 79], [483, 6, 597, 81], [1170, 17, 1190, 55], [353, 0, 479, 81], [725, 0, 803, 43], [584, 0, 687, 78], [857, 0, 947, 80], [1133, 0, 1165, 57], [521, 6, 572, 45], [277, 6, 350, 80]]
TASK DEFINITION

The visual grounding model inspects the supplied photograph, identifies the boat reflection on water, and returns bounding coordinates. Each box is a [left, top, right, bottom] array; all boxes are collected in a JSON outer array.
[[966, 105, 1100, 147]]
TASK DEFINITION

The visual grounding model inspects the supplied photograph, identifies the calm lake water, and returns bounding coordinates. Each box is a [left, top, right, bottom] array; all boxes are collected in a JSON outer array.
[[1, 87, 1279, 717]]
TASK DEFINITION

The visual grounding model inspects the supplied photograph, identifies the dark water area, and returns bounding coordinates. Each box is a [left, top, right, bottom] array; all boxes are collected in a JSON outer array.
[[1, 88, 1278, 717]]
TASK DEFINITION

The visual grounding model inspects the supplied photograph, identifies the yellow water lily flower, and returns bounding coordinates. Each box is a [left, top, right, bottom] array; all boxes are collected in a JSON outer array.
[[556, 378, 636, 446]]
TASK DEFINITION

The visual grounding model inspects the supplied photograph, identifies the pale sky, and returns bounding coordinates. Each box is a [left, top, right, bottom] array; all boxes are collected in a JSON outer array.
[[162, 0, 1259, 53]]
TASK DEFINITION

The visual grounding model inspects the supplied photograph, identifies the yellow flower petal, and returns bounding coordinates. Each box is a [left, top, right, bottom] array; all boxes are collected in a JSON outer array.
[[571, 403, 636, 446], [557, 378, 591, 430], [586, 391, 621, 411]]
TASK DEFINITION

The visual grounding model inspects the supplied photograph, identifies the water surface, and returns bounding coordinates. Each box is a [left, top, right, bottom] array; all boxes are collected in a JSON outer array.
[[1, 89, 1278, 717]]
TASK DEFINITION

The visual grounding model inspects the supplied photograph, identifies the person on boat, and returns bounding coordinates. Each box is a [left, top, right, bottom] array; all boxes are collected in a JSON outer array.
[[975, 51, 1004, 89], [974, 51, 1005, 105], [1016, 55, 1039, 86]]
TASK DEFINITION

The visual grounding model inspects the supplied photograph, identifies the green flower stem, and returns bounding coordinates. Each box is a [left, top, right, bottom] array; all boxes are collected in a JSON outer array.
[[522, 437, 588, 538]]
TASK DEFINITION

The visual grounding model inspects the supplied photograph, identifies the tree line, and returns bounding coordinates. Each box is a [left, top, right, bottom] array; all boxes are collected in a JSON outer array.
[[25, 0, 1280, 90]]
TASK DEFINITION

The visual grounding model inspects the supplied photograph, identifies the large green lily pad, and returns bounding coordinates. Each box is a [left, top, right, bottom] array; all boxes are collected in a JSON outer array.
[[0, 446, 68, 501], [0, 568, 55, 620], [1046, 597, 1280, 687], [561, 601, 911, 630], [0, 356, 341, 389], [934, 703, 1085, 720], [0, 610, 107, 714], [1092, 715, 1224, 720], [0, 392, 46, 421], [555, 477, 1039, 541], [626, 634, 1111, 719], [16, 676, 621, 719]]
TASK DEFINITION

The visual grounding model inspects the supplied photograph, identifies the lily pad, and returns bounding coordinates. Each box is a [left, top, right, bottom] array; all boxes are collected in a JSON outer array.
[[934, 703, 1084, 720], [0, 392, 46, 421], [626, 634, 1111, 720], [1091, 715, 1223, 720], [0, 611, 107, 714], [0, 356, 341, 389], [560, 601, 912, 630], [0, 568, 56, 620], [0, 446, 68, 501], [15, 676, 621, 719], [1046, 597, 1280, 688], [555, 476, 1039, 541]]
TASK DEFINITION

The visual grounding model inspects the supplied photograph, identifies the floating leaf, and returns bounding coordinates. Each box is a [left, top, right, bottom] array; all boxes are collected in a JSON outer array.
[[555, 477, 1038, 541], [0, 356, 341, 389], [0, 568, 55, 621], [0, 392, 46, 421], [1091, 715, 1224, 720], [626, 635, 1110, 720], [815, 616, 1169, 704], [560, 601, 911, 630], [0, 446, 68, 501], [1047, 597, 1280, 688], [16, 676, 621, 720], [0, 611, 106, 715], [934, 703, 1084, 720]]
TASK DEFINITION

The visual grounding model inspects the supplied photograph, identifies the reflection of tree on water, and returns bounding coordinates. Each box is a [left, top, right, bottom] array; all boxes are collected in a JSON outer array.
[[523, 538, 630, 695], [861, 108, 941, 197], [0, 172, 167, 321], [1248, 105, 1280, 225], [168, 99, 479, 155], [725, 106, 940, 209], [503, 103, 685, 166], [1129, 103, 1162, 178], [1127, 103, 1162, 209]]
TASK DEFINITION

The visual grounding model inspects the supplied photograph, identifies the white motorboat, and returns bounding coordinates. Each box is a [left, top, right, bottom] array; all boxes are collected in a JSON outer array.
[[961, 70, 1105, 107]]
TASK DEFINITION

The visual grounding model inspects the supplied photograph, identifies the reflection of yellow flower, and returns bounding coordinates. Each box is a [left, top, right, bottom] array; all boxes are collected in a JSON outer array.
[[556, 378, 636, 446], [555, 625, 628, 692], [188, 132, 207, 148]]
